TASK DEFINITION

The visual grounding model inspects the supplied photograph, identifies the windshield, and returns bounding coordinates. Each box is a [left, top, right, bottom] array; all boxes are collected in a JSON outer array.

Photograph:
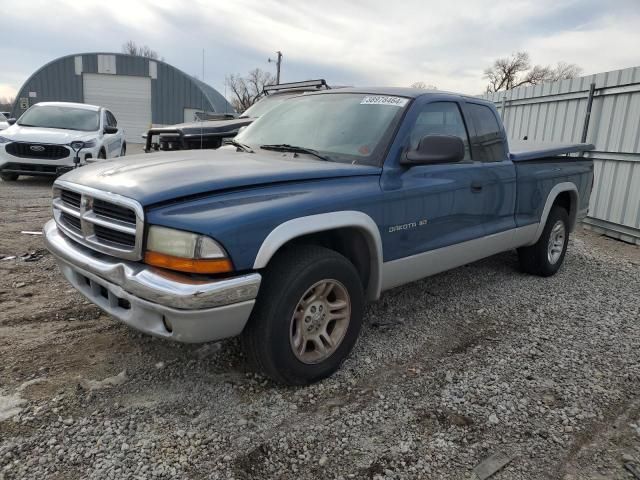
[[235, 93, 409, 165], [240, 92, 301, 118], [18, 105, 99, 131]]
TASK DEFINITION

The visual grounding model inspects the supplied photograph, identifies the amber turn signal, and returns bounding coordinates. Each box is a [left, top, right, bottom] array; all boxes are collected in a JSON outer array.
[[144, 251, 233, 274]]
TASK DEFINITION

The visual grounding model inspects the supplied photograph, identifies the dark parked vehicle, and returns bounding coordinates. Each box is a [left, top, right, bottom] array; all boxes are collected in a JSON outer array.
[[144, 79, 331, 152]]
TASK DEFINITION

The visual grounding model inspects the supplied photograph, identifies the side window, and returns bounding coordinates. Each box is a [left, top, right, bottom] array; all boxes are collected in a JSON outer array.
[[467, 104, 506, 162], [408, 102, 470, 161], [105, 111, 117, 127]]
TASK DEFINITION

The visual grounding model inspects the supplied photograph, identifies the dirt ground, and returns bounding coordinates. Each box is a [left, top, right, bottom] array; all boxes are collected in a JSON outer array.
[[1, 173, 639, 480]]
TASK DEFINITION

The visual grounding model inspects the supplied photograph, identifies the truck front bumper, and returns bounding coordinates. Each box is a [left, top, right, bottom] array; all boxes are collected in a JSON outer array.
[[43, 220, 260, 343]]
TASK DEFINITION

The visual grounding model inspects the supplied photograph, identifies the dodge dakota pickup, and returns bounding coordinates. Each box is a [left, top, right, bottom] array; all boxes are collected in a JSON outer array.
[[43, 87, 594, 385]]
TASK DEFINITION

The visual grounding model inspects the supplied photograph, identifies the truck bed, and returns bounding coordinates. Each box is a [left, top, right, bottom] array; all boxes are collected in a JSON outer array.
[[509, 141, 595, 162]]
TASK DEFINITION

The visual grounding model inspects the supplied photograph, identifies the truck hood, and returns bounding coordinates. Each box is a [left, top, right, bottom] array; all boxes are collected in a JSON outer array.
[[58, 148, 381, 206], [0, 124, 98, 144]]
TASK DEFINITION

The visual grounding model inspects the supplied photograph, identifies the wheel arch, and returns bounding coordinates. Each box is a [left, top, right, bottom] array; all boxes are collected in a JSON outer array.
[[530, 182, 579, 245], [252, 211, 383, 301]]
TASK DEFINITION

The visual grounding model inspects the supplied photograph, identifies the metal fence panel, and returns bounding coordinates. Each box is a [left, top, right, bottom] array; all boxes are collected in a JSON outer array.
[[481, 66, 640, 245]]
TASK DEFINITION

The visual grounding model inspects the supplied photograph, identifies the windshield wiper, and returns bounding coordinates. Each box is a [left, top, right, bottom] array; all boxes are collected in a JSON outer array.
[[260, 144, 331, 162], [226, 139, 254, 153]]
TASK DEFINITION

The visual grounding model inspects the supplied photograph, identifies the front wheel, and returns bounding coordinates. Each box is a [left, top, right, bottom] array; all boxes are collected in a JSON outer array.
[[120, 143, 126, 157], [242, 245, 364, 385], [518, 205, 570, 276], [0, 173, 19, 182]]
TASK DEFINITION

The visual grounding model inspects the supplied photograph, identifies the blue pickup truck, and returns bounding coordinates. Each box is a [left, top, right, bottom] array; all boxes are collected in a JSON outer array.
[[43, 88, 594, 385]]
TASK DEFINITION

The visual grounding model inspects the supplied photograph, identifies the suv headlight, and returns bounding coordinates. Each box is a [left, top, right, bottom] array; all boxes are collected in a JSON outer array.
[[144, 225, 232, 274], [0, 136, 10, 144]]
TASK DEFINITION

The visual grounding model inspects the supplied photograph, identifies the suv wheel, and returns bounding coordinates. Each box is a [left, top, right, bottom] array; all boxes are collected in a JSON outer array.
[[242, 245, 364, 385], [0, 173, 19, 182], [518, 205, 570, 276]]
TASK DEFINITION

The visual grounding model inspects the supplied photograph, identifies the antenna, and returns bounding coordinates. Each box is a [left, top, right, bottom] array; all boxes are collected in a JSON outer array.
[[200, 48, 204, 150]]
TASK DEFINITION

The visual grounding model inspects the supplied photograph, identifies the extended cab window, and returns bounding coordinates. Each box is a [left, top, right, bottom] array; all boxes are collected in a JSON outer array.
[[408, 102, 470, 161], [467, 103, 507, 162]]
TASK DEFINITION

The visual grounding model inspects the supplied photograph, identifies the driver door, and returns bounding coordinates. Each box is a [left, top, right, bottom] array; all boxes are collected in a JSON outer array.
[[380, 100, 496, 261]]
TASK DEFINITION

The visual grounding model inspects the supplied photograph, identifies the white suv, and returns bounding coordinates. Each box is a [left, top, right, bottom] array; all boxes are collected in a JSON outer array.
[[0, 102, 126, 181]]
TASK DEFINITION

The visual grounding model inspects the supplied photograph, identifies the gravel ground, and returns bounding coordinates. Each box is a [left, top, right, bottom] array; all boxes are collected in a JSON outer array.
[[1, 173, 639, 480]]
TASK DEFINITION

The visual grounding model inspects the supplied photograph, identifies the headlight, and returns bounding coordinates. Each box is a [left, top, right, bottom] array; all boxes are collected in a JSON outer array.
[[70, 139, 97, 150], [144, 226, 232, 274], [0, 136, 10, 144]]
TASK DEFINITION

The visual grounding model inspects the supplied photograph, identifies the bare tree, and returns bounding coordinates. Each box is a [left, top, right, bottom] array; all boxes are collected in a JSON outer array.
[[122, 41, 161, 60], [548, 62, 583, 82], [225, 68, 276, 113], [484, 51, 532, 92], [410, 81, 437, 90], [484, 51, 581, 92]]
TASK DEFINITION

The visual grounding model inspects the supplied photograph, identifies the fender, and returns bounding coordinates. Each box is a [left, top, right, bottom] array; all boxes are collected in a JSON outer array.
[[252, 211, 383, 300], [528, 181, 579, 245]]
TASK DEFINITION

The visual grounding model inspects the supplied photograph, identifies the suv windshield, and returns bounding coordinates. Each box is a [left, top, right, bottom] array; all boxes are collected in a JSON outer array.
[[18, 105, 99, 131], [240, 93, 299, 118], [235, 93, 409, 165]]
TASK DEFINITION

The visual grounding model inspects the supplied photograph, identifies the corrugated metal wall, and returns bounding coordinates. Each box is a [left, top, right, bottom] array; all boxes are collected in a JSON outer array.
[[482, 66, 640, 245], [11, 53, 234, 125]]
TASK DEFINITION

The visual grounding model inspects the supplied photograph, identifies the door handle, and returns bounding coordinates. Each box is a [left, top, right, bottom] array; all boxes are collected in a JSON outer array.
[[470, 181, 483, 193]]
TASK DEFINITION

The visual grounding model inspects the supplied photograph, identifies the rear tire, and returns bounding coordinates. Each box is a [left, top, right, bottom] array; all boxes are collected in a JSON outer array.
[[98, 149, 106, 160], [518, 205, 570, 277], [241, 245, 364, 385], [120, 143, 126, 157], [0, 173, 19, 182]]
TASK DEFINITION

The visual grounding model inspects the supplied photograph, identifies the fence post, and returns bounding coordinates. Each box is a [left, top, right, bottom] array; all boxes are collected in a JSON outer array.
[[581, 82, 596, 143]]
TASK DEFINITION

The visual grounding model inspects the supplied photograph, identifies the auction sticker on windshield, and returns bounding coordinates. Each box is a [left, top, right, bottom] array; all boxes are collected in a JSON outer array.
[[360, 96, 409, 107]]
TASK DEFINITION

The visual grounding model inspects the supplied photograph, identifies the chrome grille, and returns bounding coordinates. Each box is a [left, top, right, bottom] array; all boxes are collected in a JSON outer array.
[[52, 181, 144, 261]]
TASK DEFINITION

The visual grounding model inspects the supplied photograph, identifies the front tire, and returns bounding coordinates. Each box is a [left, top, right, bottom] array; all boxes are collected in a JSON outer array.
[[0, 173, 19, 182], [242, 245, 364, 385], [120, 143, 126, 157], [518, 205, 570, 276], [98, 149, 106, 160]]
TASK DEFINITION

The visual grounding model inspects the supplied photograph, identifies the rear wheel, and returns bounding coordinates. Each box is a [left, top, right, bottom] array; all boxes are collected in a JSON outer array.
[[518, 205, 570, 276], [241, 245, 364, 385], [0, 173, 19, 182], [120, 143, 126, 157]]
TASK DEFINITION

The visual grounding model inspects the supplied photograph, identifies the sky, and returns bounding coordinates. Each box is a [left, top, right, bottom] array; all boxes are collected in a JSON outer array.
[[0, 0, 639, 101]]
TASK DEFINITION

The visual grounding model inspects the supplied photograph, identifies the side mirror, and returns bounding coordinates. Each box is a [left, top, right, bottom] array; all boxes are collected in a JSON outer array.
[[401, 134, 465, 166], [7, 118, 16, 126], [104, 125, 118, 134]]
